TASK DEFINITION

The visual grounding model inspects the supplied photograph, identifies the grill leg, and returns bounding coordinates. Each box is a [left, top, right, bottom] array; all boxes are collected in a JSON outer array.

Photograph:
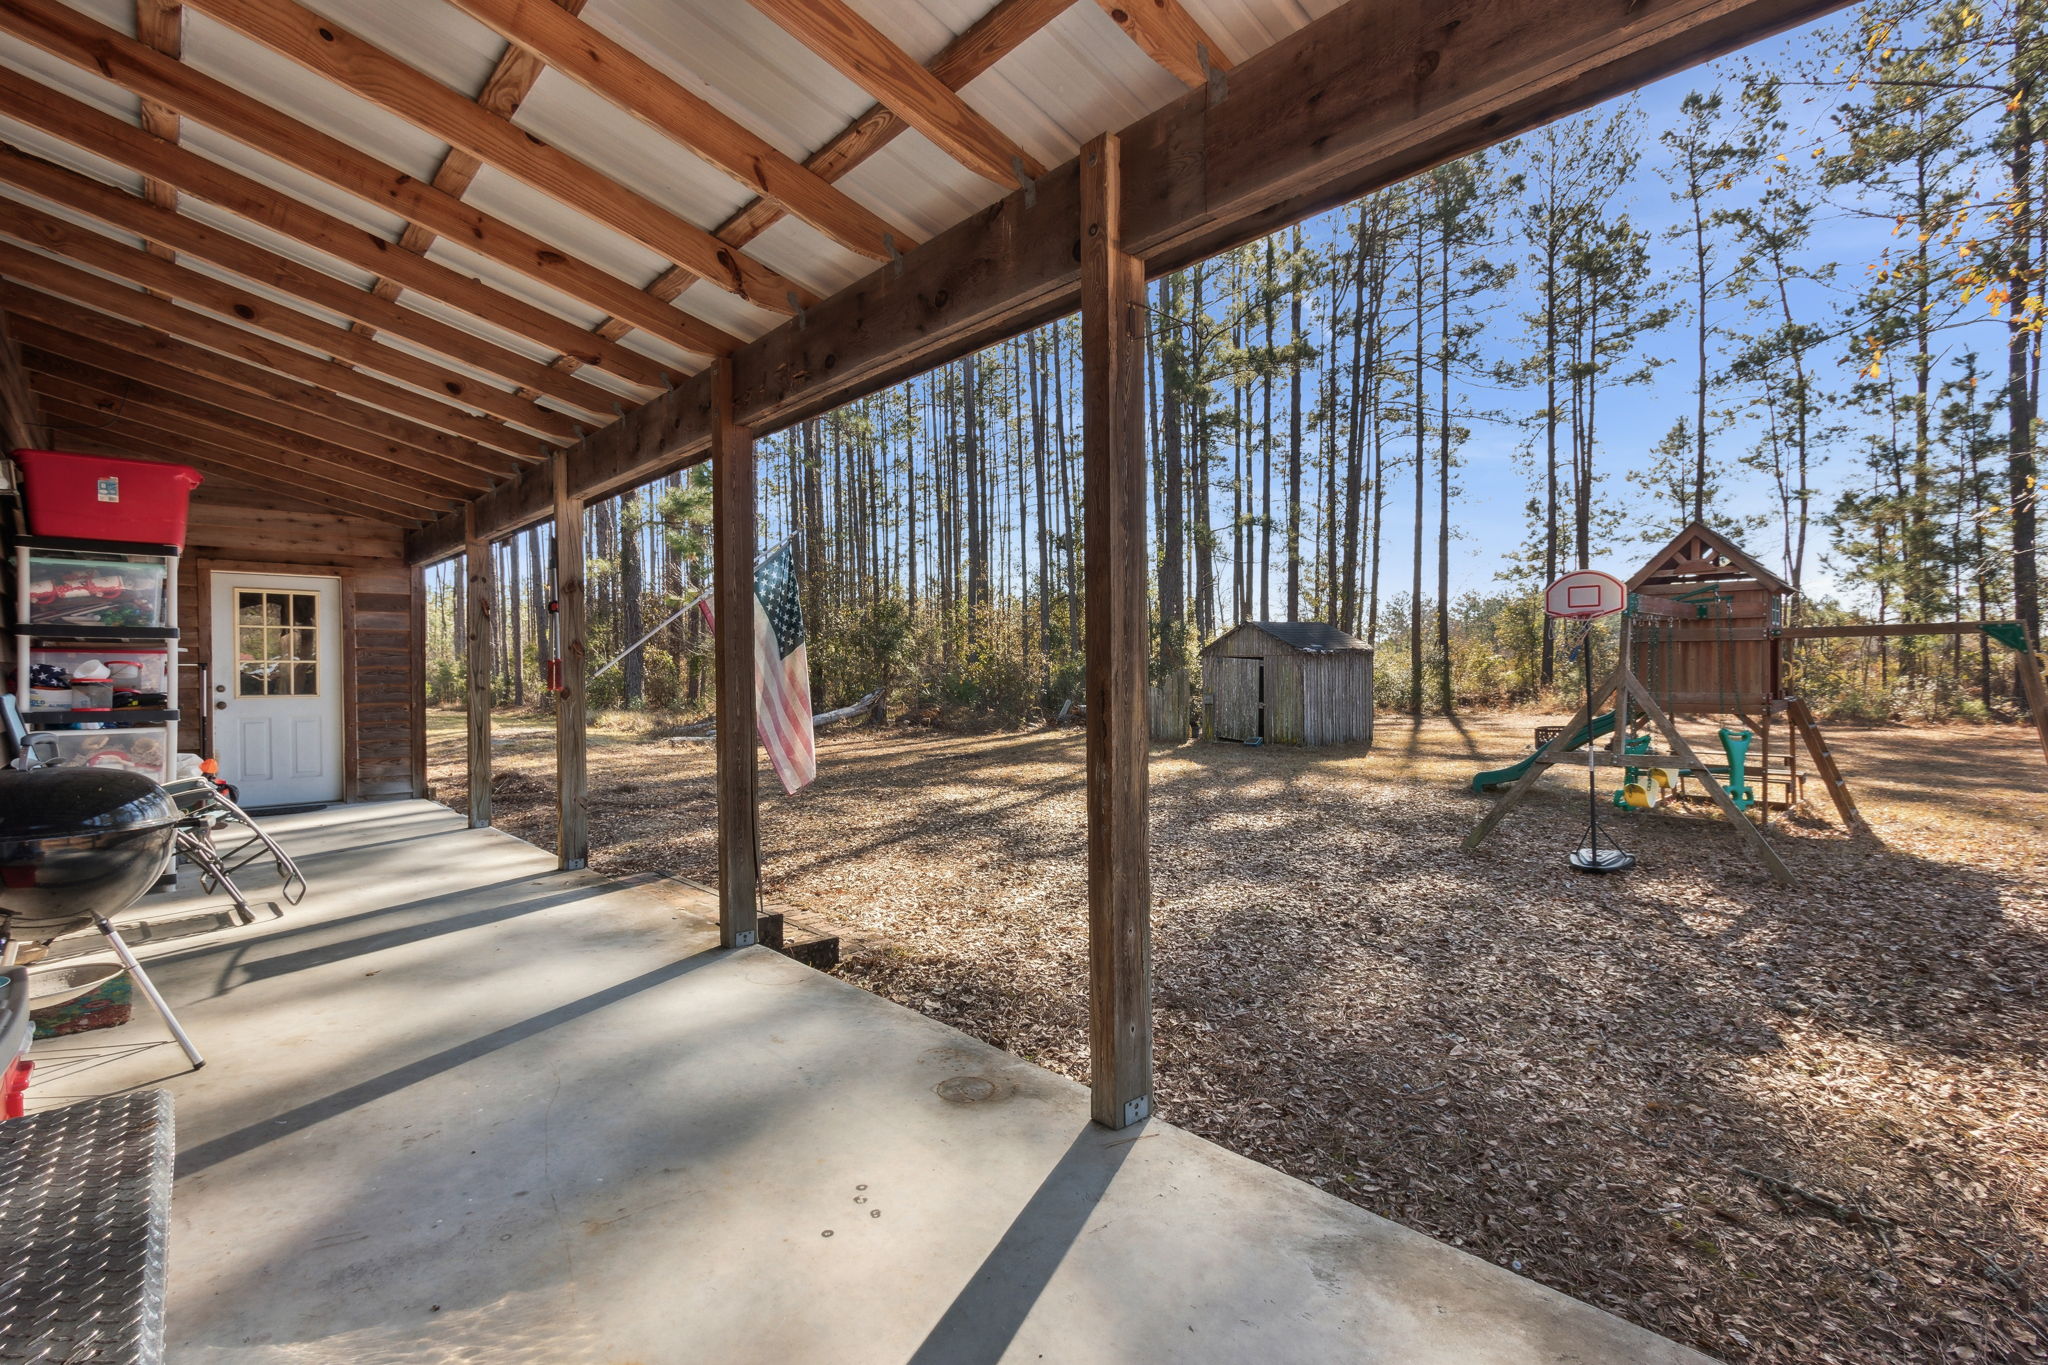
[[93, 916, 205, 1071]]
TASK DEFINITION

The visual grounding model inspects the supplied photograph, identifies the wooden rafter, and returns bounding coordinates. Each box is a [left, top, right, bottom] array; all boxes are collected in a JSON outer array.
[[1091, 0, 1232, 88], [28, 362, 466, 511], [357, 0, 595, 369], [749, 0, 1045, 188], [716, 0, 1073, 252], [441, 0, 912, 262], [182, 0, 812, 313], [0, 251, 552, 465], [17, 321, 497, 494], [413, 0, 1856, 564], [0, 199, 580, 442], [0, 68, 668, 392], [2, 290, 514, 478], [133, 0, 182, 277], [0, 147, 626, 423], [0, 0, 741, 359], [30, 391, 427, 524]]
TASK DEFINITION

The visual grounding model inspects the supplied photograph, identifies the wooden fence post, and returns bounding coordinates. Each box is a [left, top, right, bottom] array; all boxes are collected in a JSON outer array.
[[713, 361, 760, 948], [463, 503, 492, 829], [553, 456, 589, 870], [1081, 132, 1152, 1130]]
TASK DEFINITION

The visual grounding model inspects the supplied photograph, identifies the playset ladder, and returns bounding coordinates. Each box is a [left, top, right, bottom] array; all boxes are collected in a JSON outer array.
[[1782, 696, 1865, 833]]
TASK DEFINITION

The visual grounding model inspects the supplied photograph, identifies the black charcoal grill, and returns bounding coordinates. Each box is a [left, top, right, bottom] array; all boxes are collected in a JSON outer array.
[[0, 764, 204, 1069]]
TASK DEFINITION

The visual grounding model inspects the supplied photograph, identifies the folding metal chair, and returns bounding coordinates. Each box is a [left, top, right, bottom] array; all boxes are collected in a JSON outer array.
[[161, 777, 308, 912]]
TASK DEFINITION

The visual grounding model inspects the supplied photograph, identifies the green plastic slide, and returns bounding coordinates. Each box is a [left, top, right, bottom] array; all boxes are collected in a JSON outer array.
[[1471, 710, 1617, 792]]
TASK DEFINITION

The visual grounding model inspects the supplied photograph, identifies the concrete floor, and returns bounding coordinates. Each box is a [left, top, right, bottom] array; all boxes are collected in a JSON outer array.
[[27, 800, 1710, 1364]]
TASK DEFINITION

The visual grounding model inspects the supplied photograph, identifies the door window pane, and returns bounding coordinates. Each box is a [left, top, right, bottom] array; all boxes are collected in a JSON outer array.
[[233, 589, 320, 696]]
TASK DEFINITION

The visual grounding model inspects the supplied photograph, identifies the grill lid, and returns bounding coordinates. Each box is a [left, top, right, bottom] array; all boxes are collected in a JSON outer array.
[[0, 767, 178, 840]]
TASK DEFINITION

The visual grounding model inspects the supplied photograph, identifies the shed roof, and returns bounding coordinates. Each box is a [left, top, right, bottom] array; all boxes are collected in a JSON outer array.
[[1209, 621, 1371, 654]]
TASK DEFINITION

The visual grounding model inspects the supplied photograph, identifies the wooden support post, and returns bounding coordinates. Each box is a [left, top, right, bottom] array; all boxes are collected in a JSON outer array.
[[1464, 665, 1620, 852], [463, 503, 493, 830], [2015, 646, 2048, 770], [553, 456, 589, 871], [1622, 672, 1792, 885], [408, 560, 428, 799], [712, 361, 760, 949], [1081, 133, 1152, 1131]]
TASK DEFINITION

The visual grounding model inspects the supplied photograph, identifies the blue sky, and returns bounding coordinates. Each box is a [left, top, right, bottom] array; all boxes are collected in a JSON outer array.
[[1325, 7, 2006, 612]]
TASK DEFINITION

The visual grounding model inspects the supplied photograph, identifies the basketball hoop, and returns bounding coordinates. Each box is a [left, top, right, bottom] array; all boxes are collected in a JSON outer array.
[[1541, 569, 1635, 875], [1544, 568, 1627, 621]]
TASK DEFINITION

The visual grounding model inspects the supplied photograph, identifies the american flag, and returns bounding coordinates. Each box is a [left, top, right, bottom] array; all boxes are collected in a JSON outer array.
[[698, 543, 814, 794]]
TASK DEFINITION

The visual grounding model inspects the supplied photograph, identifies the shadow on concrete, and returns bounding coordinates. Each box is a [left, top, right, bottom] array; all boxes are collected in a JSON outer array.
[[905, 1122, 1144, 1365], [177, 946, 729, 1177]]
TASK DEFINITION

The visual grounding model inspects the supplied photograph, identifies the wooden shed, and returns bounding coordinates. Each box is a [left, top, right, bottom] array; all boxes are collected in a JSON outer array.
[[1202, 622, 1373, 746]]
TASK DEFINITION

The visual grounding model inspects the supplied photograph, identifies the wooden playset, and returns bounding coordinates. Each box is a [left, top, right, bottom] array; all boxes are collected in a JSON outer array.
[[1465, 523, 2048, 885]]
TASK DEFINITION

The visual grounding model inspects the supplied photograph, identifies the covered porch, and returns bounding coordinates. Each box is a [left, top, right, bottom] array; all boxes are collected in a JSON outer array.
[[28, 799, 1704, 1363], [0, 0, 1854, 1354]]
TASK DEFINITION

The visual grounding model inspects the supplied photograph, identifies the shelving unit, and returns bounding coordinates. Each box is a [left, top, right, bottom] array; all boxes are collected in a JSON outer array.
[[6, 534, 181, 783]]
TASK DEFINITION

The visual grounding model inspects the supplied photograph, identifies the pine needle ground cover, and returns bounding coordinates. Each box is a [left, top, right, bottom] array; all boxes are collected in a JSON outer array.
[[429, 713, 2048, 1364]]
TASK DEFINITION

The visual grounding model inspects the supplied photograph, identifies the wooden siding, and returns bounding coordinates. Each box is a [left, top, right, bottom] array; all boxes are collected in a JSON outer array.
[[1147, 668, 1190, 743], [1199, 623, 1372, 746], [1627, 582, 1775, 716], [174, 487, 424, 801], [1300, 650, 1373, 745]]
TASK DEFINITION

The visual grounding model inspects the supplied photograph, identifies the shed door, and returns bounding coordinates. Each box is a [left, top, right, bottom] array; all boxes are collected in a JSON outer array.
[[209, 571, 343, 807], [1210, 656, 1265, 741]]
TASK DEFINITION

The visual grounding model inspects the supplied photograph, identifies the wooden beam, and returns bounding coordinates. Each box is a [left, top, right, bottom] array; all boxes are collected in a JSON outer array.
[[0, 307, 41, 449], [711, 362, 759, 949], [25, 345, 482, 504], [31, 393, 417, 523], [716, 0, 1072, 251], [413, 0, 1856, 562], [749, 0, 1045, 187], [182, 0, 811, 314], [552, 456, 589, 870], [1779, 621, 2016, 640], [464, 504, 494, 829], [409, 559, 430, 799], [0, 67, 670, 390], [0, 145, 624, 421], [1091, 0, 1232, 87], [27, 369, 456, 514], [0, 0, 742, 359], [0, 200, 581, 442], [0, 255, 547, 467], [16, 326, 495, 494], [2, 288, 519, 479], [133, 0, 182, 272], [441, 0, 910, 262], [1080, 133, 1150, 1131]]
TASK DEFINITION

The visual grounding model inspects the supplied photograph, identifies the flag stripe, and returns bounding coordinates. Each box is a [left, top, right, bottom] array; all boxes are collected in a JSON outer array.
[[698, 550, 817, 796]]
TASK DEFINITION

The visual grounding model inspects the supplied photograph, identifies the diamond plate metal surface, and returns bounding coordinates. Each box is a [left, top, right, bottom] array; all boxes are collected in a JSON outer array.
[[0, 1091, 173, 1365]]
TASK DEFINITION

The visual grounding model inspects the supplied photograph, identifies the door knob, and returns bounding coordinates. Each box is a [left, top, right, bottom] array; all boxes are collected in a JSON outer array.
[[215, 701, 227, 711]]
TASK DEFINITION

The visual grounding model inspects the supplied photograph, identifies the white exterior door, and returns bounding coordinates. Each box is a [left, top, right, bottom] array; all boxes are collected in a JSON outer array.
[[209, 571, 343, 807]]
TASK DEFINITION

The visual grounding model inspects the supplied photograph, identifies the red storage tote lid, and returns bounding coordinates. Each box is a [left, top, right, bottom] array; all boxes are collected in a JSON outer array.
[[11, 450, 203, 550]]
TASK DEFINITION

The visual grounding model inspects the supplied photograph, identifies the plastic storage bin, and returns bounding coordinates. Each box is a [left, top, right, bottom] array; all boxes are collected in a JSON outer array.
[[14, 648, 170, 712], [21, 552, 168, 628], [12, 450, 202, 548], [20, 726, 173, 782]]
